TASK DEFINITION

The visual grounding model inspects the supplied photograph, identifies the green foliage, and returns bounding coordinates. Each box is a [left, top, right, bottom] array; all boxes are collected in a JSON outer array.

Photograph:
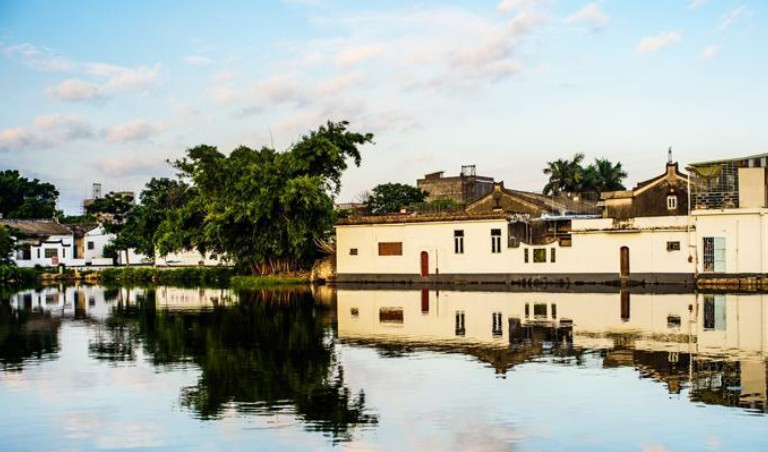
[[411, 197, 462, 214], [0, 170, 59, 219], [57, 214, 97, 224], [364, 183, 427, 215], [99, 267, 235, 286], [230, 275, 309, 290], [0, 226, 14, 263], [543, 154, 627, 195], [157, 121, 373, 274], [0, 264, 39, 286]]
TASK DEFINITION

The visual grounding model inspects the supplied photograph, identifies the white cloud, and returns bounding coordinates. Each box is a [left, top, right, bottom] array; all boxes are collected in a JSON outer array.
[[719, 6, 748, 30], [698, 44, 721, 60], [103, 119, 165, 143], [496, 0, 547, 13], [212, 70, 239, 82], [688, 0, 709, 10], [0, 114, 93, 151], [636, 31, 682, 55], [47, 79, 105, 102], [45, 63, 160, 103], [336, 45, 384, 67], [563, 3, 610, 30], [0, 42, 75, 72], [183, 55, 214, 66], [208, 85, 235, 105]]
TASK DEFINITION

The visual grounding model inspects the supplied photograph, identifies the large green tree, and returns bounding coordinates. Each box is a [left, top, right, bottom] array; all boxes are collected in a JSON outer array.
[[0, 170, 59, 219], [364, 183, 427, 215], [156, 121, 373, 274]]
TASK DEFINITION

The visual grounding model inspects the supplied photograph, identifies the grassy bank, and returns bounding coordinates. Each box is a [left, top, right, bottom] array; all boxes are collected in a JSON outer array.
[[99, 267, 236, 286], [230, 275, 309, 290], [0, 264, 40, 286]]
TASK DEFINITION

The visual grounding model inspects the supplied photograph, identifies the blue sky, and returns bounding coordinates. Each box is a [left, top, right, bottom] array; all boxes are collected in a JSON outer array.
[[1, 0, 767, 214]]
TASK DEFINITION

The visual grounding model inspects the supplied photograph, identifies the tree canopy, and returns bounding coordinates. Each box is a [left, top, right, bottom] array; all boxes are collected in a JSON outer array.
[[0, 170, 59, 219], [543, 154, 627, 195], [144, 120, 373, 274], [364, 183, 427, 215], [0, 226, 14, 263], [86, 192, 140, 263]]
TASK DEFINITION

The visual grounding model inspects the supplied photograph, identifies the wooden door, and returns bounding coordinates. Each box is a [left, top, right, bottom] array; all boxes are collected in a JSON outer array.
[[420, 251, 429, 277], [620, 247, 630, 277]]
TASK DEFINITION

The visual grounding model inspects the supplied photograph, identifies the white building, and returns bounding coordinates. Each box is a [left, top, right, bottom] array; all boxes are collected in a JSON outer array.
[[336, 153, 768, 285], [1, 219, 80, 267]]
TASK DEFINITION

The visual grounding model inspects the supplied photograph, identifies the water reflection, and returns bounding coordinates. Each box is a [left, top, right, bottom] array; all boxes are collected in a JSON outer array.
[[2, 284, 768, 451], [338, 288, 768, 413]]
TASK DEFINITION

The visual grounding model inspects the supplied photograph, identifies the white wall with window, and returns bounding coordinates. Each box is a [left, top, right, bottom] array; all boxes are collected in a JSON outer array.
[[694, 209, 768, 274]]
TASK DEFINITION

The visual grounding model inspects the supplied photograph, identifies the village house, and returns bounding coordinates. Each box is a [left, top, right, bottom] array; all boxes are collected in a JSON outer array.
[[335, 153, 768, 285], [1, 219, 80, 267]]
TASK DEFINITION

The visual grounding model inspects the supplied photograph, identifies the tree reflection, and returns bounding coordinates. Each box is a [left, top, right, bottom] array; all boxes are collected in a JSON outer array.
[[94, 288, 377, 443], [0, 302, 60, 372]]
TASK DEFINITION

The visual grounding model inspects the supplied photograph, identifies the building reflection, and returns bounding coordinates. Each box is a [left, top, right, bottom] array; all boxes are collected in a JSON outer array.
[[337, 289, 768, 413]]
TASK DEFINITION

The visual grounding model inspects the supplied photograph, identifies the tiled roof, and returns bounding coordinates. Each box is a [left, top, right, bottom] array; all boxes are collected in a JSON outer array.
[[0, 219, 73, 236], [336, 212, 507, 225]]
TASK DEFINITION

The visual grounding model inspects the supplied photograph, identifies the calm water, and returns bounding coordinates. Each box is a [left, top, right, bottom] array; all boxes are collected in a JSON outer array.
[[1, 285, 767, 451]]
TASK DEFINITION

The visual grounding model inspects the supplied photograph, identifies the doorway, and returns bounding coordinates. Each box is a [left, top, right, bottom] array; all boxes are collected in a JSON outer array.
[[620, 246, 630, 277], [420, 251, 429, 277]]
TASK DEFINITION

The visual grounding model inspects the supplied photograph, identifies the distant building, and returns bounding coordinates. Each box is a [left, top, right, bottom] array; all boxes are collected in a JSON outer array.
[[417, 165, 494, 204], [599, 160, 689, 219]]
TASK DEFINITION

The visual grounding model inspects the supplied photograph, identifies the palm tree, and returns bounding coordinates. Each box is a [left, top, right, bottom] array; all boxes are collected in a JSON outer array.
[[542, 153, 585, 195], [583, 158, 627, 193]]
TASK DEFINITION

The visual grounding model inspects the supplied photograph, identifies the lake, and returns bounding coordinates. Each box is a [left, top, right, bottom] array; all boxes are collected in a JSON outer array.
[[1, 285, 767, 451]]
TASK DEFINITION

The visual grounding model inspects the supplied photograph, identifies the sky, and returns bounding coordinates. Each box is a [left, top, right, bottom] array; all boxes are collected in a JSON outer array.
[[1, 0, 767, 214]]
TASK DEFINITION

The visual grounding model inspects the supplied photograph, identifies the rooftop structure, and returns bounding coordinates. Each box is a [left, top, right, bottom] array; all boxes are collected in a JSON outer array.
[[417, 165, 495, 204], [688, 153, 768, 210]]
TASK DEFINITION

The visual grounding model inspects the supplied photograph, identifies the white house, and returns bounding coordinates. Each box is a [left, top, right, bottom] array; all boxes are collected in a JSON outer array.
[[1, 219, 80, 267]]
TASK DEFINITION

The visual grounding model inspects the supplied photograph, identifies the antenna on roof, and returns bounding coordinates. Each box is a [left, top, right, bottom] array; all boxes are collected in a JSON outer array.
[[667, 147, 673, 164]]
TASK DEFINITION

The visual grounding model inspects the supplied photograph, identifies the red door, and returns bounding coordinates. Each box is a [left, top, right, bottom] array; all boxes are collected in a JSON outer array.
[[420, 251, 429, 277], [620, 247, 630, 277]]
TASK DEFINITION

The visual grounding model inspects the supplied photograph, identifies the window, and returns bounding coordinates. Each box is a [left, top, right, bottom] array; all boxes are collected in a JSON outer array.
[[44, 248, 58, 258], [492, 312, 503, 336], [666, 241, 680, 251], [702, 237, 726, 272], [62, 248, 66, 258], [87, 241, 95, 250], [454, 230, 464, 254], [378, 242, 402, 256], [379, 307, 403, 324], [551, 304, 557, 319], [349, 248, 358, 256], [533, 248, 546, 263], [524, 303, 530, 318], [37, 249, 40, 259], [455, 311, 466, 336], [491, 229, 501, 253], [533, 303, 547, 318], [350, 308, 359, 317], [703, 294, 726, 331], [524, 248, 529, 263], [667, 195, 677, 210], [550, 248, 556, 263]]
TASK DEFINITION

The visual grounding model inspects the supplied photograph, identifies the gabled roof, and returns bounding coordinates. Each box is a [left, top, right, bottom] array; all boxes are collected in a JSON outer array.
[[0, 219, 72, 236], [465, 182, 581, 215], [601, 162, 686, 200]]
